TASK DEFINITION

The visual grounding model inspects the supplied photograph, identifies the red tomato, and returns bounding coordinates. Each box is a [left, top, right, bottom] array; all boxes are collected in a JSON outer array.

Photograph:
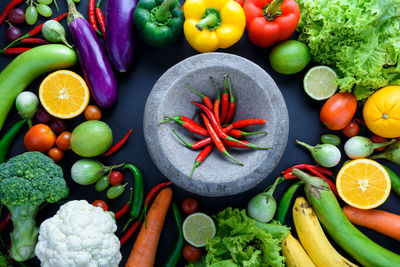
[[370, 135, 388, 151], [320, 93, 357, 130], [182, 198, 199, 214], [182, 244, 202, 262], [342, 121, 359, 138], [84, 105, 102, 121], [92, 200, 108, 211], [56, 131, 72, 151], [24, 124, 56, 152], [48, 147, 64, 162], [109, 171, 124, 186]]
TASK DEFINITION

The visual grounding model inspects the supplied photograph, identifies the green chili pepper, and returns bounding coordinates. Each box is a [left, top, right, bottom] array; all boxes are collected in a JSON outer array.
[[321, 134, 341, 146], [381, 164, 400, 197], [0, 120, 26, 164], [276, 181, 304, 224], [122, 164, 145, 219], [134, 0, 184, 48], [163, 202, 183, 267], [95, 175, 110, 191], [107, 183, 127, 199]]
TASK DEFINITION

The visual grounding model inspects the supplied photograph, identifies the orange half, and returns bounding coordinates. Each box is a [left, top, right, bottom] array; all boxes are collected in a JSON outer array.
[[39, 70, 90, 119], [336, 159, 391, 209]]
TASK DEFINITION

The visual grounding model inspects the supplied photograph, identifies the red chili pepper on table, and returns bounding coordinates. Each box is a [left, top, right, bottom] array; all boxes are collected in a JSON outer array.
[[144, 181, 173, 210], [160, 115, 203, 129], [0, 47, 30, 55], [201, 113, 243, 165], [89, 0, 103, 36], [0, 212, 11, 232], [120, 220, 140, 246], [165, 116, 209, 137], [114, 188, 133, 219], [187, 85, 213, 111], [229, 129, 266, 138], [230, 118, 266, 129], [305, 166, 338, 196], [103, 129, 133, 157], [220, 76, 229, 123], [243, 0, 300, 47], [210, 76, 221, 123], [282, 164, 333, 176], [283, 171, 297, 179], [0, 0, 25, 25], [20, 38, 50, 45], [96, 0, 106, 36], [224, 76, 236, 124], [189, 145, 213, 178]]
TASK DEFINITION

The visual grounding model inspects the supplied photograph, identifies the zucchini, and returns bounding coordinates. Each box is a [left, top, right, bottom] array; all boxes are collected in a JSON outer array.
[[0, 44, 77, 132], [292, 168, 400, 267]]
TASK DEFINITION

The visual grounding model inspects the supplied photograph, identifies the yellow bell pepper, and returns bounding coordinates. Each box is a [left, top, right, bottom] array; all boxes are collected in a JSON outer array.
[[183, 0, 246, 53]]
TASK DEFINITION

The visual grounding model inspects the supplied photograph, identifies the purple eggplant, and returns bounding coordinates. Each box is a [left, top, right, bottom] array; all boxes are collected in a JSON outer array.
[[66, 0, 117, 108], [105, 0, 138, 72]]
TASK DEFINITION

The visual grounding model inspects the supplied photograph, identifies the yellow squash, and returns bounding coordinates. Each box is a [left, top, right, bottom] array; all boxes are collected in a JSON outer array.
[[363, 86, 400, 138], [183, 0, 245, 53]]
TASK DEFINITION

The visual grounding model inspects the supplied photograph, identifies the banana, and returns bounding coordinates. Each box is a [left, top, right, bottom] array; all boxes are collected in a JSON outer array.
[[293, 197, 358, 267], [282, 233, 316, 267]]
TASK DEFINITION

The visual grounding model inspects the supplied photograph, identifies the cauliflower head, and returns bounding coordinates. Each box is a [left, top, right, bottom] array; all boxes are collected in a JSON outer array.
[[35, 200, 122, 267]]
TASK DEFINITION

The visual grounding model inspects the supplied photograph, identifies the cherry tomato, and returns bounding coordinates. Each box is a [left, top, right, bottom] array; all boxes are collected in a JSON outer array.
[[56, 131, 71, 151], [109, 171, 123, 186], [48, 147, 64, 162], [342, 121, 359, 138], [84, 105, 102, 121], [182, 244, 202, 262], [181, 198, 199, 214], [320, 93, 357, 130], [92, 200, 108, 211], [370, 135, 388, 151], [24, 124, 56, 152]]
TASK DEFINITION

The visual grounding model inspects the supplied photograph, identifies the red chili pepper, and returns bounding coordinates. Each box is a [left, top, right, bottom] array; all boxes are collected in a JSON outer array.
[[283, 171, 297, 179], [144, 181, 173, 210], [222, 140, 251, 148], [354, 117, 367, 127], [114, 188, 133, 219], [305, 166, 338, 196], [201, 113, 243, 165], [160, 115, 203, 129], [224, 76, 236, 124], [120, 220, 140, 246], [189, 144, 213, 178], [229, 129, 267, 138], [282, 164, 333, 176], [96, 0, 106, 36], [0, 0, 25, 25], [210, 76, 221, 123], [0, 212, 11, 232], [89, 0, 102, 36], [230, 118, 266, 129], [21, 38, 50, 44], [165, 116, 209, 137], [220, 76, 229, 123], [1, 47, 30, 55], [187, 85, 213, 111], [103, 129, 133, 157]]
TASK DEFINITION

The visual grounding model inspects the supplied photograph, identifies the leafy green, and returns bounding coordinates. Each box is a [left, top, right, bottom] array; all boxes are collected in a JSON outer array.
[[296, 0, 400, 100], [201, 208, 289, 267]]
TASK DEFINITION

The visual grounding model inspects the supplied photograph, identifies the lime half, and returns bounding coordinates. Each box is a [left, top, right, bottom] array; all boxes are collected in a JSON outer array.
[[182, 212, 216, 247], [304, 66, 337, 100]]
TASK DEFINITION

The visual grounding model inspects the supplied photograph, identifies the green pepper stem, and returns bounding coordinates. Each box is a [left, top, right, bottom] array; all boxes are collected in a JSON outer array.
[[164, 116, 184, 126], [241, 131, 267, 137], [187, 84, 206, 99], [223, 150, 244, 166], [196, 13, 218, 31], [227, 75, 235, 102], [226, 136, 272, 150], [172, 129, 193, 149], [296, 140, 314, 152], [369, 153, 386, 160], [264, 0, 284, 21], [210, 77, 220, 99], [96, 0, 102, 8], [189, 161, 200, 178], [223, 74, 228, 94], [155, 0, 175, 21], [372, 139, 396, 150]]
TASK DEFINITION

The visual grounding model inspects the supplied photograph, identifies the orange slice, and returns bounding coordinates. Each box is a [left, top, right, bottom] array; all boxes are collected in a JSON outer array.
[[336, 159, 391, 209], [39, 70, 90, 119]]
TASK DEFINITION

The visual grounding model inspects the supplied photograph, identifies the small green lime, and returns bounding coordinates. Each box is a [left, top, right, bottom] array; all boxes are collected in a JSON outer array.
[[183, 212, 216, 247], [269, 40, 311, 75]]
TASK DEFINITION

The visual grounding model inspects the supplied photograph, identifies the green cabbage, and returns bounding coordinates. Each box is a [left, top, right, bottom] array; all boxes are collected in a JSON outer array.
[[297, 0, 400, 100], [189, 208, 289, 267]]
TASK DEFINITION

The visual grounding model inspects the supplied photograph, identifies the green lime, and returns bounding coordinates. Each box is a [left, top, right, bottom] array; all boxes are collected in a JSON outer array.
[[182, 212, 216, 247], [269, 40, 311, 75], [304, 66, 337, 100]]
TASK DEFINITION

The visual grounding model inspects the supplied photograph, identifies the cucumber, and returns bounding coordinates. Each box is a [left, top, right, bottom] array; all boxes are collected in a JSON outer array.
[[292, 168, 400, 267], [381, 164, 400, 197], [0, 44, 77, 133]]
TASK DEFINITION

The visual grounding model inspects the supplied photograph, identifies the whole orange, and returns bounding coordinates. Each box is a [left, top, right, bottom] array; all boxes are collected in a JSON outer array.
[[363, 86, 400, 138], [24, 124, 56, 152]]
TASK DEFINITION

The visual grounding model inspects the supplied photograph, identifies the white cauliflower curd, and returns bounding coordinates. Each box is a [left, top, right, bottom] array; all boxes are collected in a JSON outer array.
[[35, 200, 121, 267]]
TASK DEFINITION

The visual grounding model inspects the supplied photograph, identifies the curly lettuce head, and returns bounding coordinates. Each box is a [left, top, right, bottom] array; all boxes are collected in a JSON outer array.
[[297, 0, 400, 100]]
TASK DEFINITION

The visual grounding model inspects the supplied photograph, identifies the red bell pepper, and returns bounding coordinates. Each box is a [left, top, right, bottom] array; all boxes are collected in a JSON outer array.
[[243, 0, 300, 47]]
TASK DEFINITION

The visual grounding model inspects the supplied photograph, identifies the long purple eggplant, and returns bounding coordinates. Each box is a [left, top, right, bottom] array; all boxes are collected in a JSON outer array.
[[105, 0, 138, 72], [66, 0, 117, 108]]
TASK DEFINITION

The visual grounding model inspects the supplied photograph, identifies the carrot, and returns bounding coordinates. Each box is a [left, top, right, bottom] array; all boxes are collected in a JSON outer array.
[[343, 205, 400, 241], [125, 187, 173, 267]]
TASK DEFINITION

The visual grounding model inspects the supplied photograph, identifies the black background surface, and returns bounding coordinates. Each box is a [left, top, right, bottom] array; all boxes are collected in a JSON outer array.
[[0, 1, 399, 266]]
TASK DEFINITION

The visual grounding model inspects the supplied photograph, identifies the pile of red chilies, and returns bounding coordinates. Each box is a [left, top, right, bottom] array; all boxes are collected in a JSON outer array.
[[162, 75, 272, 178], [281, 163, 338, 195], [88, 0, 106, 37]]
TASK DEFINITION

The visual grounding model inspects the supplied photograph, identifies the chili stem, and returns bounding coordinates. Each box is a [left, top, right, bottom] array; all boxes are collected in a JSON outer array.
[[155, 0, 175, 21], [196, 13, 218, 31], [264, 0, 284, 20]]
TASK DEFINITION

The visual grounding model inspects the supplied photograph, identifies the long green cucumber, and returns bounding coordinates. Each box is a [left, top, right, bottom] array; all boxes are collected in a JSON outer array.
[[292, 168, 400, 267], [0, 44, 77, 132], [381, 164, 400, 197]]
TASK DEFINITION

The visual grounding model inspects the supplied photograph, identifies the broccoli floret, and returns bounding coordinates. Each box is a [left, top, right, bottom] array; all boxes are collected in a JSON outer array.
[[0, 152, 69, 262]]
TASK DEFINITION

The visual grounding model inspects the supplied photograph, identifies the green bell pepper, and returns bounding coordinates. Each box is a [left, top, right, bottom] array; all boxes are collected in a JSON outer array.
[[134, 0, 184, 48]]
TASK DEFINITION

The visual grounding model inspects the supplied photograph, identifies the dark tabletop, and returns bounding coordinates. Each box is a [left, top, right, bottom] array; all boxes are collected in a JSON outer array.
[[0, 1, 399, 266]]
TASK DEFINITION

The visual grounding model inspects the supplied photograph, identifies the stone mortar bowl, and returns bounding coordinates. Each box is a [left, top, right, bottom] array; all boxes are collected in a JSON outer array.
[[144, 53, 289, 196]]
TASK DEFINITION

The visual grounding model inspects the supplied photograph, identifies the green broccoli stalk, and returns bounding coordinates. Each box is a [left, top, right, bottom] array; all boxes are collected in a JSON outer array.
[[0, 152, 69, 262]]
